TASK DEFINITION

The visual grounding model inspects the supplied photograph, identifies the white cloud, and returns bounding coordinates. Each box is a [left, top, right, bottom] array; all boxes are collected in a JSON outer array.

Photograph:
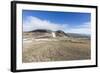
[[65, 22, 91, 35], [23, 16, 91, 35], [23, 16, 68, 32]]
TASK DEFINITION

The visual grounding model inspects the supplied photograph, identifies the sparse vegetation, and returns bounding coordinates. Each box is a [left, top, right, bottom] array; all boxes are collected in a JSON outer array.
[[22, 37, 90, 63]]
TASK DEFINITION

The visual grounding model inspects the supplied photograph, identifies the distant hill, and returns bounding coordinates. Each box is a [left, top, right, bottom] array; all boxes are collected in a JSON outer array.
[[66, 33, 90, 39]]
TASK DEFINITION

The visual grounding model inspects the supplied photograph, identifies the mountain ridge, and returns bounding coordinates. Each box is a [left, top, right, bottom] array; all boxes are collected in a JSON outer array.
[[23, 29, 90, 39]]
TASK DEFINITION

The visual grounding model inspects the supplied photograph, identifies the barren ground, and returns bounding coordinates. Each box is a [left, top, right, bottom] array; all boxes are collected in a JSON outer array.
[[22, 38, 91, 63]]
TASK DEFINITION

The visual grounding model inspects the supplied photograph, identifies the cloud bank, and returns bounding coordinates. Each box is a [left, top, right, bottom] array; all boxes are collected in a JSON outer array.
[[23, 16, 91, 35]]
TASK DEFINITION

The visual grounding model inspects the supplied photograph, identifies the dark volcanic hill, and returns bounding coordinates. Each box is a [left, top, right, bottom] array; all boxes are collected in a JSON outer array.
[[23, 29, 52, 39], [30, 29, 52, 33]]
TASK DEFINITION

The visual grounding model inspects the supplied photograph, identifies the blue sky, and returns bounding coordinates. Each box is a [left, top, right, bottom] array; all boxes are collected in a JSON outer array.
[[23, 10, 91, 35]]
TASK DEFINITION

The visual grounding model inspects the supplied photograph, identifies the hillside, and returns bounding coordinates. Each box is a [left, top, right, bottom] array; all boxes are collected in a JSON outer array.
[[23, 29, 90, 39]]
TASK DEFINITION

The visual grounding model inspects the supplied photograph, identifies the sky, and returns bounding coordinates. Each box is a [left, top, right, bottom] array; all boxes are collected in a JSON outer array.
[[22, 10, 91, 35]]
